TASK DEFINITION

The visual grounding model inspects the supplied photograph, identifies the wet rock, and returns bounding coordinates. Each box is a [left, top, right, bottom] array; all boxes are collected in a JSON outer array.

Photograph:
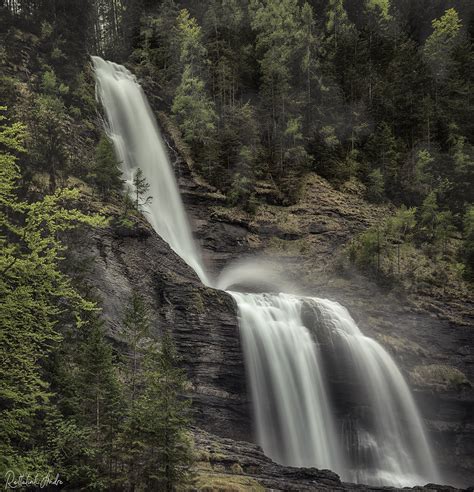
[[193, 428, 468, 491]]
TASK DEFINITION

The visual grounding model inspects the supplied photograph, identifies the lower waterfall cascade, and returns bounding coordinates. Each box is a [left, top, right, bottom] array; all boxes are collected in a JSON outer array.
[[93, 56, 441, 487]]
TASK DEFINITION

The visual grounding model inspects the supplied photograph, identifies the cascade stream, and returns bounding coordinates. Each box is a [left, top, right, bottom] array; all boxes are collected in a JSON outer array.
[[93, 57, 440, 487]]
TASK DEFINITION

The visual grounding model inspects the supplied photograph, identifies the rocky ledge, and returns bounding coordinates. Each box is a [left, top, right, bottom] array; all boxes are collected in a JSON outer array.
[[193, 428, 469, 491], [71, 213, 251, 442]]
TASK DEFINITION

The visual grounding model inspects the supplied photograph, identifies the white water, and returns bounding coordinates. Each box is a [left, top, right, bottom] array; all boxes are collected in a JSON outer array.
[[231, 292, 345, 472], [314, 298, 439, 486], [92, 56, 208, 284], [92, 57, 440, 487]]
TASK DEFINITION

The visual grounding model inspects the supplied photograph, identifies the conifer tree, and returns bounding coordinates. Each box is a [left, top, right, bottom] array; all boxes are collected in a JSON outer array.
[[132, 167, 152, 210], [123, 291, 150, 402], [133, 331, 194, 491], [90, 135, 123, 197], [78, 322, 123, 461], [0, 107, 105, 473], [462, 206, 474, 280]]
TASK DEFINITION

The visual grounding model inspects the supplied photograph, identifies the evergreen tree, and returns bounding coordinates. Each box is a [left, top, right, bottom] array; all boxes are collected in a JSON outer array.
[[74, 320, 124, 489], [89, 135, 123, 197], [120, 293, 194, 491], [366, 168, 385, 203], [249, 0, 312, 187], [424, 8, 463, 87], [171, 8, 218, 177], [132, 167, 152, 210], [132, 332, 194, 491], [172, 66, 217, 150], [28, 92, 71, 190], [365, 122, 399, 198], [462, 205, 474, 280], [123, 291, 150, 402], [0, 107, 105, 473]]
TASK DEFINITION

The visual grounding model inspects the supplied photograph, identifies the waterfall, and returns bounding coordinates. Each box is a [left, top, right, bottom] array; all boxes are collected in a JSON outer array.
[[312, 298, 439, 486], [92, 56, 209, 285], [92, 57, 440, 487], [230, 292, 345, 472]]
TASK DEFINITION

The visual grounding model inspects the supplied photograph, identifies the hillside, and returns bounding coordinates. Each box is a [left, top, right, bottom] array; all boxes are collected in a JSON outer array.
[[1, 0, 473, 490]]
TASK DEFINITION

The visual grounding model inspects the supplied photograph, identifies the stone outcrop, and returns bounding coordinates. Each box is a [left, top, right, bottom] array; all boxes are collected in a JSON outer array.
[[73, 216, 251, 442], [193, 428, 468, 491]]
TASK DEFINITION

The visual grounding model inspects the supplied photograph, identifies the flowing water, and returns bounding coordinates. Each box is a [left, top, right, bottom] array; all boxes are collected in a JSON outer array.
[[313, 298, 438, 485], [230, 292, 344, 472], [92, 56, 208, 284], [92, 57, 440, 486]]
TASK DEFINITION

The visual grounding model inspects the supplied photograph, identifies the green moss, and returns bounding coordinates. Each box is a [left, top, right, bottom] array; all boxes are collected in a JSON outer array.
[[230, 463, 243, 474], [377, 334, 429, 357], [410, 364, 471, 391], [266, 236, 311, 255], [192, 291, 206, 314], [194, 472, 265, 491]]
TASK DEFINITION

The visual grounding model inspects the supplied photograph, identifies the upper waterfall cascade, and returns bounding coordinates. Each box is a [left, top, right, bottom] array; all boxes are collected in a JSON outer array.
[[92, 56, 209, 285], [93, 57, 440, 487]]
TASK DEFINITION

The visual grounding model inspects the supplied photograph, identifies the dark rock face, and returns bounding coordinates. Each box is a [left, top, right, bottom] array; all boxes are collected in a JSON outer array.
[[194, 428, 467, 491], [75, 220, 251, 442]]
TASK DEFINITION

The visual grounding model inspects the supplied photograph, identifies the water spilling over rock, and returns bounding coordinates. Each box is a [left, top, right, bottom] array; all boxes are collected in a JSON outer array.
[[92, 56, 440, 487], [92, 56, 209, 285]]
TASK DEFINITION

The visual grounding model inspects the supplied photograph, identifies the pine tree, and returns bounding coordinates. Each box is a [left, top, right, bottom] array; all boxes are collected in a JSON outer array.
[[120, 293, 194, 491], [123, 291, 150, 402], [73, 319, 124, 489], [462, 206, 474, 280], [365, 122, 400, 199], [0, 107, 106, 473], [172, 66, 217, 149], [134, 332, 194, 491], [424, 9, 462, 87], [89, 134, 123, 197], [366, 168, 385, 203], [132, 167, 152, 210]]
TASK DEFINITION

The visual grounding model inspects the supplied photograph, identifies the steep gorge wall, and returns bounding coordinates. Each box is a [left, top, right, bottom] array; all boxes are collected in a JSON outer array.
[[74, 218, 252, 442]]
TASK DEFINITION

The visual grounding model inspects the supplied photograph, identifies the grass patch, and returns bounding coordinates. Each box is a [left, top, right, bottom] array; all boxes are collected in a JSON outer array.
[[410, 364, 471, 391], [377, 334, 429, 357], [193, 472, 265, 492]]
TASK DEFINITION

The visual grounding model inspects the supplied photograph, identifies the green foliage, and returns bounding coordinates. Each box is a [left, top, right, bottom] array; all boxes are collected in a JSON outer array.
[[172, 67, 217, 149], [171, 8, 217, 159], [74, 320, 124, 488], [89, 135, 123, 197], [27, 93, 71, 189], [366, 168, 385, 203], [123, 291, 150, 401], [131, 331, 194, 491], [132, 167, 152, 210], [176, 8, 207, 73], [228, 173, 256, 213], [0, 108, 105, 473], [462, 206, 474, 280], [249, 0, 312, 177], [424, 8, 462, 82], [120, 294, 194, 491], [348, 201, 459, 287], [418, 191, 439, 241], [128, 0, 472, 221], [365, 123, 400, 199]]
